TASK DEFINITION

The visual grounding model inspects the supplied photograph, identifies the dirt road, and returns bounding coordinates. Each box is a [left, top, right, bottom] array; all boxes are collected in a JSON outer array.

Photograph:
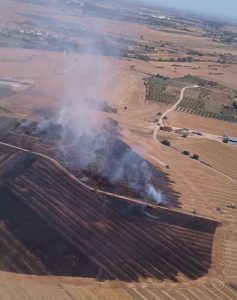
[[153, 85, 199, 140], [152, 86, 237, 184], [0, 141, 150, 205]]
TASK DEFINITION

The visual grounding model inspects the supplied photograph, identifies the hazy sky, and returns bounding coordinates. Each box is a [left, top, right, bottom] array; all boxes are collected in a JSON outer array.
[[146, 0, 237, 19]]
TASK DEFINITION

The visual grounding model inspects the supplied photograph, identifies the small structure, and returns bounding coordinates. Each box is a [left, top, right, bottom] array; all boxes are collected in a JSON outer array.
[[223, 132, 237, 144], [174, 128, 189, 137], [216, 207, 223, 213], [223, 132, 229, 143]]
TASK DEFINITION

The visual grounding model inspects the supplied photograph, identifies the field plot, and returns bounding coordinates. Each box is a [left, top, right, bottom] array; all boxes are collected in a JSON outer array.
[[168, 110, 237, 136], [0, 77, 33, 106], [171, 138, 237, 181], [126, 283, 237, 300], [0, 48, 147, 118], [176, 87, 237, 123], [145, 76, 178, 104], [145, 75, 209, 106], [146, 74, 237, 123], [0, 281, 236, 300], [0, 145, 218, 282]]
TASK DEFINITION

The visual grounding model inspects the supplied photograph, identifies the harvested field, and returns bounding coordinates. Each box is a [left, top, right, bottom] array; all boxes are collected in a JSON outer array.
[[0, 145, 218, 282], [172, 138, 237, 181], [167, 110, 237, 136], [0, 49, 146, 117], [0, 278, 237, 300], [123, 131, 237, 222]]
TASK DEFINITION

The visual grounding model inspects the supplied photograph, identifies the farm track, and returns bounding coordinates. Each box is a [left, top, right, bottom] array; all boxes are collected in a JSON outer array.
[[153, 85, 199, 144], [0, 279, 236, 300]]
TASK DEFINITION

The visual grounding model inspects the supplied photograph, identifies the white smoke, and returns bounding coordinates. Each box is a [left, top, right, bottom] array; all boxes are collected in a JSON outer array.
[[103, 144, 165, 204], [9, 0, 166, 206], [145, 184, 165, 204]]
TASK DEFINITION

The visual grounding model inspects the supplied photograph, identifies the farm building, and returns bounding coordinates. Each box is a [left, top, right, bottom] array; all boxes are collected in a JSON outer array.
[[174, 128, 189, 137], [223, 133, 237, 144]]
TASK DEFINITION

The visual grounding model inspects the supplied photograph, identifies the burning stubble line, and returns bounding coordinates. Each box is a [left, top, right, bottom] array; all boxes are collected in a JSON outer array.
[[145, 184, 165, 205], [0, 139, 160, 212], [107, 147, 166, 204]]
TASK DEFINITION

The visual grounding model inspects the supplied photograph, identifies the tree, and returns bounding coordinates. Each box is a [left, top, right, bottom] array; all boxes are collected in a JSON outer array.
[[182, 150, 190, 156], [192, 154, 199, 160], [160, 139, 171, 146]]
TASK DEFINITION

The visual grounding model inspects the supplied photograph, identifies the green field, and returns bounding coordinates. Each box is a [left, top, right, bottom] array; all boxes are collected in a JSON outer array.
[[176, 92, 237, 123], [145, 76, 180, 104], [146, 75, 237, 123]]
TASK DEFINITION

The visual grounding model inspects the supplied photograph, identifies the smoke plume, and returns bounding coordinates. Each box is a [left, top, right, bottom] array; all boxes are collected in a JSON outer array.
[[14, 0, 166, 205]]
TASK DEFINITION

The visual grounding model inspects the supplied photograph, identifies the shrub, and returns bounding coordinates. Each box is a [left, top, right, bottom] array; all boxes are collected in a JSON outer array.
[[182, 150, 190, 156], [160, 139, 171, 146], [192, 154, 199, 160]]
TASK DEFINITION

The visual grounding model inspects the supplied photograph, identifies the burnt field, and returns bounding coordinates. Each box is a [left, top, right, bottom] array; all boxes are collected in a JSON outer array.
[[0, 144, 219, 282], [0, 116, 181, 208]]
